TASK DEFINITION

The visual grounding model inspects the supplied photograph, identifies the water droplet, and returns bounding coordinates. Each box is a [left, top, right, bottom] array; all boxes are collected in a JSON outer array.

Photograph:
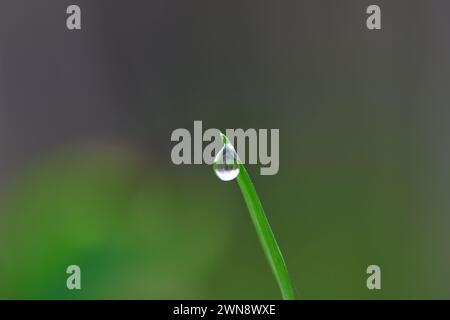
[[213, 134, 240, 181]]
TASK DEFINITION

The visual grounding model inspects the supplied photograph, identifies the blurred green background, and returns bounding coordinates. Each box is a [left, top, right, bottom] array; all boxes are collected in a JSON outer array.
[[1, 0, 450, 299]]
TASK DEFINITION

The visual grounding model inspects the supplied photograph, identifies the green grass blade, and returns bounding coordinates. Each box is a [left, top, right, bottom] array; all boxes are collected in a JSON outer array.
[[236, 164, 296, 300]]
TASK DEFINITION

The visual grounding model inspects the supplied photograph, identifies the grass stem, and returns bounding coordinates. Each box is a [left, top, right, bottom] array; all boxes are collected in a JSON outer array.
[[236, 164, 295, 300]]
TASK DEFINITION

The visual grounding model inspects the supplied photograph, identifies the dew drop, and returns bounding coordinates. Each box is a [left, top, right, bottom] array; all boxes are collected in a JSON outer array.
[[213, 134, 240, 181]]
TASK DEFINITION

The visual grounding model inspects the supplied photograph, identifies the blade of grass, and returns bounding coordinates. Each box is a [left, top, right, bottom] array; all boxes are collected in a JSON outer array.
[[236, 164, 296, 300]]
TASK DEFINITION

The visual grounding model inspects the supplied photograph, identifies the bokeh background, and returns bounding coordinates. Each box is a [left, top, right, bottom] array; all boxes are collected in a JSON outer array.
[[1, 0, 449, 299]]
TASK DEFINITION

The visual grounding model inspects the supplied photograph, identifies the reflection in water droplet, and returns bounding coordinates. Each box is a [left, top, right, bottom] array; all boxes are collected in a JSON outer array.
[[213, 135, 240, 181]]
